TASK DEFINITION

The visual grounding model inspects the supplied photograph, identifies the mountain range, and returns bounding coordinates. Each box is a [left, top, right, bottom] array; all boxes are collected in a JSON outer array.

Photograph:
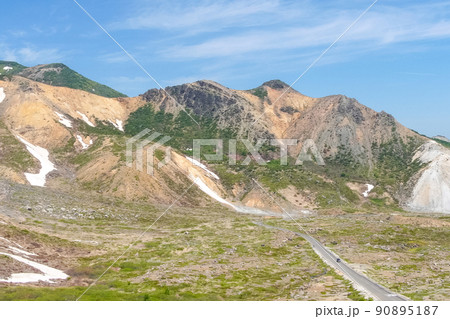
[[0, 61, 449, 214]]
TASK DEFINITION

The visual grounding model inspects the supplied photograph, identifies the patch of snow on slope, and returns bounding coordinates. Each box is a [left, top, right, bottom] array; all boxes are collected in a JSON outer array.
[[191, 175, 272, 216], [8, 246, 37, 257], [0, 252, 68, 283], [186, 156, 220, 180], [362, 184, 374, 198], [0, 87, 5, 103], [0, 237, 11, 243], [54, 111, 72, 128], [76, 135, 91, 149], [192, 176, 232, 206], [1, 237, 23, 248], [16, 136, 56, 187], [77, 111, 95, 127], [109, 119, 124, 132]]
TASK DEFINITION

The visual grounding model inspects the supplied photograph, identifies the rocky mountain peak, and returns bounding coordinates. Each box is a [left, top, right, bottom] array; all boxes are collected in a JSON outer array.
[[334, 95, 366, 124], [261, 79, 291, 90]]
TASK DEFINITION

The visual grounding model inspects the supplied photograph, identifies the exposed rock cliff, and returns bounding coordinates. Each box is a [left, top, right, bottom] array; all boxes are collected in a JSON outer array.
[[405, 141, 450, 213]]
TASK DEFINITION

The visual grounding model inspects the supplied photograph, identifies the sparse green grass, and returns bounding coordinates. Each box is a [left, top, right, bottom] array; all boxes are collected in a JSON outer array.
[[432, 138, 450, 149], [1, 160, 447, 301], [273, 211, 449, 301], [0, 199, 364, 301], [249, 87, 268, 99], [0, 121, 36, 171]]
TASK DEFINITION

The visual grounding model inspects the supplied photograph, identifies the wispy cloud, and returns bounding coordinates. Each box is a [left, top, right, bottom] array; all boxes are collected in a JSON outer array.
[[8, 30, 27, 37], [0, 44, 64, 65], [112, 0, 289, 33], [105, 0, 450, 65], [99, 51, 130, 64], [155, 3, 450, 60], [18, 47, 64, 64]]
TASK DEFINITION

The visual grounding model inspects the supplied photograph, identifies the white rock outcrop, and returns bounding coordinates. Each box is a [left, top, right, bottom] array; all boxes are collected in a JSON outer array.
[[407, 141, 450, 214]]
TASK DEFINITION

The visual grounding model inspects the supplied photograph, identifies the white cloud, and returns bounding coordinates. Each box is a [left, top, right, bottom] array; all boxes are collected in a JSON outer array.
[[98, 52, 130, 64], [112, 0, 295, 33], [17, 47, 64, 64], [9, 30, 27, 37], [0, 42, 64, 65], [155, 2, 450, 60], [1, 50, 18, 62]]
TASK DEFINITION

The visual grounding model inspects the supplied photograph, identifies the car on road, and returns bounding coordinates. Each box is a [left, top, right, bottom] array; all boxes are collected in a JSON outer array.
[[336, 258, 341, 263]]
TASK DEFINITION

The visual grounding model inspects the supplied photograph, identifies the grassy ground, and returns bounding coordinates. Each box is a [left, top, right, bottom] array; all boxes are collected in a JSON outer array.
[[1, 181, 448, 301], [0, 182, 364, 301], [270, 210, 450, 300]]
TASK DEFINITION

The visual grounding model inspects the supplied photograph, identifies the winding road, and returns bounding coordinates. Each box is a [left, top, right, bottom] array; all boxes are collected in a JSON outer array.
[[254, 221, 408, 301]]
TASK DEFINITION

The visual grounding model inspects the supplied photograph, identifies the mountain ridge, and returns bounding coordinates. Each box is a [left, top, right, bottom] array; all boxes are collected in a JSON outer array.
[[0, 66, 448, 214], [0, 61, 126, 98]]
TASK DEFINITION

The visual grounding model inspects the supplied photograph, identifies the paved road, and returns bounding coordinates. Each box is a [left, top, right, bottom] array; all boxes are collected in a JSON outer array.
[[255, 221, 408, 301]]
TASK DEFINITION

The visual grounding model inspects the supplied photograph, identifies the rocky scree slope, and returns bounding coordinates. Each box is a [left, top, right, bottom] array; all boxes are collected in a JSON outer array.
[[0, 76, 227, 206], [142, 79, 424, 165], [403, 141, 450, 213]]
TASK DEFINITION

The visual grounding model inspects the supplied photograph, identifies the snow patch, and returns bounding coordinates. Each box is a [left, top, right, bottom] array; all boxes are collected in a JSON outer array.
[[0, 87, 5, 103], [362, 184, 374, 198], [192, 176, 232, 207], [1, 237, 24, 249], [76, 135, 91, 150], [54, 111, 72, 128], [16, 136, 56, 187], [8, 246, 38, 257], [0, 237, 11, 243], [109, 119, 124, 132], [186, 156, 220, 180], [0, 252, 68, 283], [77, 111, 95, 127], [191, 175, 272, 216]]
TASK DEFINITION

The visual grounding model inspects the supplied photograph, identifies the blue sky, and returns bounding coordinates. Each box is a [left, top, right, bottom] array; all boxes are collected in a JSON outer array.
[[1, 0, 449, 137]]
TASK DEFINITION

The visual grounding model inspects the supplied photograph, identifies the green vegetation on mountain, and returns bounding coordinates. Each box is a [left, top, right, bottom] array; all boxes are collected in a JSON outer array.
[[122, 103, 427, 209], [432, 138, 450, 149], [372, 136, 425, 192], [249, 87, 268, 99], [231, 160, 359, 208], [124, 104, 235, 151], [0, 61, 27, 80], [0, 121, 36, 171], [19, 63, 127, 98], [79, 120, 123, 136], [1, 61, 126, 98]]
